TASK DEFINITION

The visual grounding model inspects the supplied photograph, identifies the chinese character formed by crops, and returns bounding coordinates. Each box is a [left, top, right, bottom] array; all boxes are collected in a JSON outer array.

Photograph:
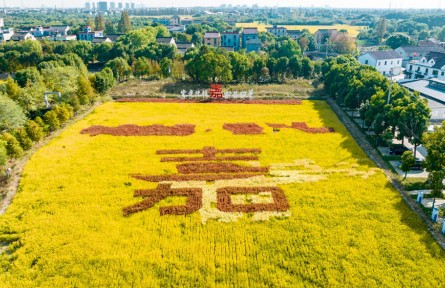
[[124, 147, 292, 222]]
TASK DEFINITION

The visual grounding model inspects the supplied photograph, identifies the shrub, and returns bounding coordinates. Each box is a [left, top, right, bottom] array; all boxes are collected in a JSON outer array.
[[25, 120, 44, 142], [43, 111, 60, 132], [1, 132, 23, 158], [0, 139, 6, 166], [53, 104, 73, 124], [13, 128, 33, 151]]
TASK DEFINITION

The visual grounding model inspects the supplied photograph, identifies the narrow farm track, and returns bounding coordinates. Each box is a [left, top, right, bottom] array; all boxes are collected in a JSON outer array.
[[0, 102, 104, 215], [326, 97, 445, 249]]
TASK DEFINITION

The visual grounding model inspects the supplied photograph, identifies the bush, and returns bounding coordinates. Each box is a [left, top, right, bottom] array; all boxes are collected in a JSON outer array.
[[34, 116, 48, 132], [43, 111, 60, 132], [25, 120, 44, 142], [13, 128, 33, 150], [0, 139, 7, 166], [1, 132, 23, 158], [53, 104, 74, 124]]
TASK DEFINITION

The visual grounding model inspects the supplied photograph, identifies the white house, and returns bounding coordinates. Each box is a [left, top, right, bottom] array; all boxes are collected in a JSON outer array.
[[0, 18, 4, 28], [395, 46, 445, 67], [0, 28, 14, 42], [358, 50, 402, 76], [405, 52, 445, 80], [10, 32, 36, 41]]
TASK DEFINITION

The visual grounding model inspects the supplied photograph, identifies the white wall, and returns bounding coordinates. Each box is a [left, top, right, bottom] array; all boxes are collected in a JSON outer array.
[[359, 53, 402, 76]]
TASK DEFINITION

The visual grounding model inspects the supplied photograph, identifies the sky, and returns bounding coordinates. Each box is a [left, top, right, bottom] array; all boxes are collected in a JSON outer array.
[[3, 0, 444, 9]]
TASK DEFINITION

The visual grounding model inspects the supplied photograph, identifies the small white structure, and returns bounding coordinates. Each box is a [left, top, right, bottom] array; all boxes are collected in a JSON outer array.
[[358, 50, 402, 76], [0, 28, 14, 42], [0, 18, 4, 28]]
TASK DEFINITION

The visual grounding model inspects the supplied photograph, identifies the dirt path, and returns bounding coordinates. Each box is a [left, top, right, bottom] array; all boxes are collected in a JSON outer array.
[[0, 102, 103, 215], [326, 98, 445, 250]]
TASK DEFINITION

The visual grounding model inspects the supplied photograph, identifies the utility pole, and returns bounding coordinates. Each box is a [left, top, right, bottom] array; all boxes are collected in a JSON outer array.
[[387, 68, 393, 105]]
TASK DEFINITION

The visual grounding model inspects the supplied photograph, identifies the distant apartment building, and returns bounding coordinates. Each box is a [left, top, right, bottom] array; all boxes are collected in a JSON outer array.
[[118, 2, 123, 9], [358, 50, 402, 76], [222, 30, 240, 51], [204, 32, 221, 47], [130, 3, 135, 9], [98, 1, 108, 12], [78, 26, 104, 41], [125, 3, 130, 9], [405, 52, 445, 80], [109, 2, 116, 10], [395, 46, 445, 67], [242, 27, 260, 52], [266, 25, 287, 38], [85, 2, 91, 9]]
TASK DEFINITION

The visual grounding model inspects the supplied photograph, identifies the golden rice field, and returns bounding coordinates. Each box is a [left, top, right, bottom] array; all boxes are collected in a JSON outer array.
[[236, 22, 365, 37], [1, 101, 445, 287]]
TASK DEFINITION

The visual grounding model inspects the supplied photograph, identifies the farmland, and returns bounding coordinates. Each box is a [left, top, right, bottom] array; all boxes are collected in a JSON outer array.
[[1, 101, 445, 287], [236, 22, 366, 37]]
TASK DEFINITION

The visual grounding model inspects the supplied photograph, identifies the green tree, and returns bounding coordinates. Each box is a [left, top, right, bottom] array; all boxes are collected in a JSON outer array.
[[160, 58, 173, 78], [25, 120, 44, 142], [95, 13, 105, 31], [92, 67, 115, 93], [0, 139, 6, 167], [133, 57, 150, 77], [104, 20, 116, 34], [13, 128, 33, 150], [386, 33, 413, 49], [400, 151, 416, 180], [0, 94, 26, 132], [1, 132, 23, 158], [106, 57, 132, 82], [438, 26, 445, 42], [14, 67, 43, 88], [77, 75, 95, 105], [376, 17, 387, 42], [229, 52, 250, 83], [44, 110, 61, 132], [301, 57, 314, 79], [118, 10, 132, 33]]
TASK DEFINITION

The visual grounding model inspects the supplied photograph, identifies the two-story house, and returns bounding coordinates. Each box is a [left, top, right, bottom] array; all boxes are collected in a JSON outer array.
[[221, 30, 240, 51], [395, 46, 445, 67], [266, 25, 287, 38], [358, 50, 402, 76], [204, 32, 221, 47], [242, 27, 260, 52], [405, 52, 445, 80], [78, 26, 103, 42]]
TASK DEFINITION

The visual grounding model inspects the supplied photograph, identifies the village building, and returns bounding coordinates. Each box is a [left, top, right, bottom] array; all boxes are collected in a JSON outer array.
[[358, 50, 402, 76]]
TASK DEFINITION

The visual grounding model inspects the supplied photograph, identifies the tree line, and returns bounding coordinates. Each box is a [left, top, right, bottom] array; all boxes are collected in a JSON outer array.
[[322, 55, 430, 156]]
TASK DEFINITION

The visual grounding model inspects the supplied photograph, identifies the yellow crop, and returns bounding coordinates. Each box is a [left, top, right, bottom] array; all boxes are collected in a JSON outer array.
[[0, 101, 444, 287]]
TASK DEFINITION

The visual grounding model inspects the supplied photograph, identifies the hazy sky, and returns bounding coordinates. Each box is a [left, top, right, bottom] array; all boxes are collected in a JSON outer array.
[[4, 0, 444, 9]]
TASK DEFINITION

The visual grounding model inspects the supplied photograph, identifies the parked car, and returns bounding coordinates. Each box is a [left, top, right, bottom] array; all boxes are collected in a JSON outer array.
[[388, 145, 411, 155], [410, 160, 424, 171]]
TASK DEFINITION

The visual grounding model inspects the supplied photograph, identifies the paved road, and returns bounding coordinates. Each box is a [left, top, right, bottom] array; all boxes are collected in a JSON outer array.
[[326, 98, 445, 249]]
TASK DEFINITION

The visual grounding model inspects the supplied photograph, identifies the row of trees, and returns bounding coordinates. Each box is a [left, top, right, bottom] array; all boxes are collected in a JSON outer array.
[[323, 56, 430, 156], [0, 53, 110, 172]]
